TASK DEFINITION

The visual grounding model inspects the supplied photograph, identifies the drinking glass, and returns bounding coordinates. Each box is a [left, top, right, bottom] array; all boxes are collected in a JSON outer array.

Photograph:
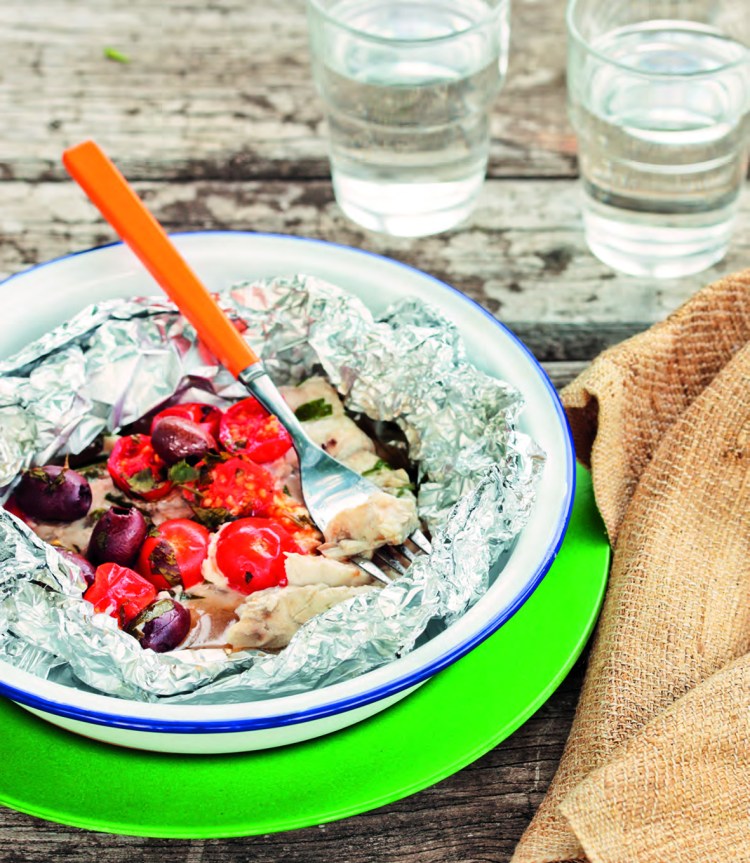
[[567, 0, 750, 278], [306, 0, 510, 237]]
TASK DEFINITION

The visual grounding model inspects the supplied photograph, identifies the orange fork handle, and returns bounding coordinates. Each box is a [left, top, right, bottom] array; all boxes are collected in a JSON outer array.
[[62, 140, 259, 378]]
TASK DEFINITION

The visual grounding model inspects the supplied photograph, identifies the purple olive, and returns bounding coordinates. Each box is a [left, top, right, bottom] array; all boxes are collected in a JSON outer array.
[[151, 416, 215, 465], [15, 465, 92, 522], [127, 598, 190, 653], [87, 506, 147, 567], [55, 547, 97, 588], [60, 435, 105, 469]]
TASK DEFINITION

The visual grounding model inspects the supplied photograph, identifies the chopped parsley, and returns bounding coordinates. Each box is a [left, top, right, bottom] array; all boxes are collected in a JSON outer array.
[[168, 460, 200, 484], [191, 506, 232, 531], [147, 541, 182, 587], [126, 468, 158, 494], [294, 398, 333, 422], [394, 485, 415, 498], [362, 458, 390, 476], [104, 492, 135, 508], [80, 463, 106, 479]]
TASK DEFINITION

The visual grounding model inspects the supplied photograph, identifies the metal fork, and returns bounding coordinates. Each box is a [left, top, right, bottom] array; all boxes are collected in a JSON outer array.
[[62, 140, 430, 585], [241, 366, 431, 584]]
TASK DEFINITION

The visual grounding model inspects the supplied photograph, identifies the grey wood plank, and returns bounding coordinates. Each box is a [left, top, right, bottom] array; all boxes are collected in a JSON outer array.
[[0, 0, 573, 182], [1, 178, 747, 360]]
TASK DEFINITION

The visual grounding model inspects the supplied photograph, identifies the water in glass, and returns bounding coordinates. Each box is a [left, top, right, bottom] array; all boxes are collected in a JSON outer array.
[[570, 21, 750, 278], [312, 0, 507, 236]]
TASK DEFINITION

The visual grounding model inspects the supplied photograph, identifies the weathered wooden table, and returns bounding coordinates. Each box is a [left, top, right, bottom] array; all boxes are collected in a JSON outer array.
[[0, 2, 746, 861]]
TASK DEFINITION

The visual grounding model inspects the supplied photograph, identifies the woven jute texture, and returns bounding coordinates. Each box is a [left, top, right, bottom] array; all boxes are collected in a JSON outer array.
[[511, 271, 750, 863]]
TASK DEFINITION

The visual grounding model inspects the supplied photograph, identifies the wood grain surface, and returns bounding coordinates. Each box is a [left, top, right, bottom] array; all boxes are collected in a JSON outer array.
[[1, 0, 746, 860]]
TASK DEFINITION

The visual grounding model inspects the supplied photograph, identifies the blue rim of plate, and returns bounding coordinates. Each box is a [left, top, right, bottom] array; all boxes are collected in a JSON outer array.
[[0, 231, 576, 733]]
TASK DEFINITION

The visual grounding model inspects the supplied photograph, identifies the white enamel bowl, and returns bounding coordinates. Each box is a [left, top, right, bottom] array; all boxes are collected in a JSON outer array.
[[0, 232, 575, 754]]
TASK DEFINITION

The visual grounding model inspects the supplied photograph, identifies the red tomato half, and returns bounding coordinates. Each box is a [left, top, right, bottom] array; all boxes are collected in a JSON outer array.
[[213, 517, 300, 595], [151, 402, 222, 441], [219, 397, 292, 463], [137, 518, 210, 591], [84, 562, 157, 627], [107, 435, 172, 502], [183, 455, 277, 520]]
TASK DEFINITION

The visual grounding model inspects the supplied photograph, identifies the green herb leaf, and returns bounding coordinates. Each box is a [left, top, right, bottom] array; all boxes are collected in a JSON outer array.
[[168, 460, 200, 484], [127, 468, 157, 494], [191, 506, 232, 531], [362, 458, 391, 476], [104, 492, 153, 526], [294, 398, 333, 422], [104, 492, 134, 508], [394, 486, 415, 498], [81, 464, 106, 479], [126, 599, 175, 638], [104, 47, 130, 64], [282, 510, 315, 529], [148, 540, 182, 587]]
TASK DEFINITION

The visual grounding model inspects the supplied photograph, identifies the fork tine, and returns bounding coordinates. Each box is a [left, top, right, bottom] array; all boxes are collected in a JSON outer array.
[[353, 529, 432, 586], [374, 549, 408, 576], [396, 544, 416, 562], [351, 555, 392, 585], [409, 529, 432, 555]]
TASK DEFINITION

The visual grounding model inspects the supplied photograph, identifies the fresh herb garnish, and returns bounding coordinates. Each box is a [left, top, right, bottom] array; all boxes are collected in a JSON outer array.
[[126, 468, 158, 494], [126, 599, 175, 636], [103, 493, 151, 524], [148, 541, 182, 587], [80, 463, 106, 479], [105, 492, 134, 508], [191, 506, 232, 531], [168, 460, 200, 484], [294, 398, 333, 422], [394, 485, 415, 498], [362, 458, 390, 476], [283, 510, 315, 529]]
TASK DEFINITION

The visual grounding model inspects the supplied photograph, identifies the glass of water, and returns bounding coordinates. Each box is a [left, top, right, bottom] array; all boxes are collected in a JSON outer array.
[[567, 0, 750, 278], [306, 0, 510, 237]]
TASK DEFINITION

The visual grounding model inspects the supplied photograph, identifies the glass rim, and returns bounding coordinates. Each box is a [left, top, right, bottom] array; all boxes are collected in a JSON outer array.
[[307, 0, 508, 46], [566, 0, 750, 77]]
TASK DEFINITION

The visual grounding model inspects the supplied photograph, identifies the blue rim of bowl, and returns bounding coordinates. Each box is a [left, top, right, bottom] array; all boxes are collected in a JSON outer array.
[[0, 230, 576, 734]]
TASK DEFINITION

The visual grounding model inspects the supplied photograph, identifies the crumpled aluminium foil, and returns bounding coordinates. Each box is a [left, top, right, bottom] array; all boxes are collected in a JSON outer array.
[[0, 275, 545, 702]]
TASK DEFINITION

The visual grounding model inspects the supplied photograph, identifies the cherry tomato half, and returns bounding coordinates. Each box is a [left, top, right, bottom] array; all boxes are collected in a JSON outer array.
[[84, 562, 157, 627], [137, 518, 210, 591], [183, 455, 277, 521], [213, 517, 300, 595], [107, 435, 172, 502], [219, 397, 292, 463], [151, 402, 222, 441]]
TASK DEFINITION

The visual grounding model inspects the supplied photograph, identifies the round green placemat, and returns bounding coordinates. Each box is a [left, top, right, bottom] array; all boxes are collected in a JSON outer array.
[[0, 465, 609, 838]]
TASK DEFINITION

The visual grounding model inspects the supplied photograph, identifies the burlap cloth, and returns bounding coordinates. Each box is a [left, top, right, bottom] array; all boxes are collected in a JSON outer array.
[[511, 270, 750, 863]]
